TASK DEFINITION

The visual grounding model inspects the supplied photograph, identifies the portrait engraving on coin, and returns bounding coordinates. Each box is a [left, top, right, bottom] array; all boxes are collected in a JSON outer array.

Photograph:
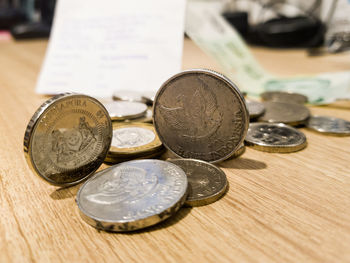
[[112, 127, 155, 148]]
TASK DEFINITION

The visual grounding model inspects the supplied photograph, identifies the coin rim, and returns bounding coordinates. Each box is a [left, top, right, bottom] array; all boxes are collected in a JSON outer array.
[[23, 93, 113, 186], [153, 68, 249, 163]]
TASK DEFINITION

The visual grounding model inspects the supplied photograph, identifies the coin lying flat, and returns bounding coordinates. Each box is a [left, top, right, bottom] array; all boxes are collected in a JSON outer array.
[[245, 123, 307, 153], [23, 93, 112, 186], [306, 116, 350, 136], [153, 69, 249, 163], [76, 159, 188, 232], [114, 107, 153, 123], [103, 101, 148, 121], [258, 101, 310, 126], [246, 100, 265, 120], [112, 90, 145, 103], [168, 159, 228, 206], [261, 91, 308, 104]]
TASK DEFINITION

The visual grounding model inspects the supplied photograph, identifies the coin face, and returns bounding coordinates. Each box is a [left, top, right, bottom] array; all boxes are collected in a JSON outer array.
[[23, 93, 112, 186], [261, 91, 308, 104], [103, 101, 147, 120], [76, 159, 188, 232], [246, 100, 265, 119], [168, 159, 228, 206], [245, 123, 307, 153], [153, 69, 249, 163], [258, 101, 310, 126], [307, 116, 350, 136]]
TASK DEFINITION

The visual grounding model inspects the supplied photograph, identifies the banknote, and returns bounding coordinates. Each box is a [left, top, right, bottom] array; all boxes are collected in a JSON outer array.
[[185, 0, 350, 104]]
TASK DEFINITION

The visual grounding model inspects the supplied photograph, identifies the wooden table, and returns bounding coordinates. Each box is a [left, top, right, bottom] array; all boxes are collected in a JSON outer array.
[[1, 38, 350, 263]]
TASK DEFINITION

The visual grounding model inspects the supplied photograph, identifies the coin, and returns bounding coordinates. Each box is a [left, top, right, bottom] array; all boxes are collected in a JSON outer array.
[[141, 90, 157, 106], [245, 123, 307, 153], [153, 69, 249, 163], [104, 148, 166, 164], [103, 101, 148, 121], [261, 91, 308, 104], [76, 159, 188, 232], [258, 101, 310, 126], [114, 107, 153, 124], [168, 159, 228, 206], [306, 116, 350, 136], [246, 100, 265, 120], [226, 144, 246, 159], [112, 90, 145, 103], [23, 93, 112, 186]]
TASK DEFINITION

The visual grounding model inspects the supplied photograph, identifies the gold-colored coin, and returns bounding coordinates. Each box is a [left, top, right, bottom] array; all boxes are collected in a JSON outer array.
[[107, 122, 163, 159], [23, 93, 112, 186]]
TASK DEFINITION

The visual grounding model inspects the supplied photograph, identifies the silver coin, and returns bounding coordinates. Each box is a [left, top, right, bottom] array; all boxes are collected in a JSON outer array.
[[258, 101, 310, 126], [246, 100, 265, 120], [306, 116, 350, 136], [261, 91, 308, 104], [168, 159, 228, 207], [103, 101, 148, 120], [76, 159, 188, 232], [112, 127, 155, 148], [141, 90, 157, 106], [153, 69, 249, 163], [112, 90, 145, 103], [245, 123, 307, 153]]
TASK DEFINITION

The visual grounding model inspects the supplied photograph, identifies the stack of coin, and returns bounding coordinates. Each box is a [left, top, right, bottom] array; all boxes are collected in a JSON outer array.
[[105, 122, 164, 163]]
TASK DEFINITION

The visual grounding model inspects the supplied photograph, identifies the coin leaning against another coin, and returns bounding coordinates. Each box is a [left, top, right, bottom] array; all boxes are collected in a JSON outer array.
[[76, 159, 188, 232], [168, 159, 228, 206], [24, 93, 113, 186], [153, 69, 249, 163]]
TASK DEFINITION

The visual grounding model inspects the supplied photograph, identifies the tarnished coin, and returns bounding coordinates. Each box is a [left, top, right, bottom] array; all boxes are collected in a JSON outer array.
[[104, 101, 148, 121], [112, 90, 145, 103], [153, 69, 249, 163], [306, 116, 350, 136], [168, 159, 228, 206], [76, 159, 188, 232], [258, 101, 310, 126], [261, 91, 308, 104], [227, 144, 246, 159], [245, 123, 307, 153], [246, 100, 265, 120], [24, 93, 112, 186]]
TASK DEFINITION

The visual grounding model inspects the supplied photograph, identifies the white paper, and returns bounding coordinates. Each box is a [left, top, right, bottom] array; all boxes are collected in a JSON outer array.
[[36, 0, 186, 98]]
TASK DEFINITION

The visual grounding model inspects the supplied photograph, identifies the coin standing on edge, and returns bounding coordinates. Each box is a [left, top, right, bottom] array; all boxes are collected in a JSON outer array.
[[258, 101, 310, 126], [153, 69, 249, 163], [261, 91, 308, 104], [245, 123, 307, 153], [227, 144, 246, 159], [23, 93, 112, 186], [76, 159, 188, 232], [246, 100, 265, 120], [168, 159, 228, 206], [306, 115, 350, 136], [103, 101, 148, 121]]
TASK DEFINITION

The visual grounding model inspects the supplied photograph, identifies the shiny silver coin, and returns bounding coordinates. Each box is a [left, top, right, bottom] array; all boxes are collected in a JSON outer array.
[[153, 69, 249, 163], [76, 159, 188, 232], [246, 100, 265, 120], [245, 123, 307, 153], [112, 90, 146, 103], [168, 159, 228, 206], [103, 101, 148, 121], [258, 101, 310, 126], [261, 91, 308, 104], [306, 116, 350, 136]]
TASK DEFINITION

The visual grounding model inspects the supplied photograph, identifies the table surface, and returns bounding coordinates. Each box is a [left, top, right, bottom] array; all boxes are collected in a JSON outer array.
[[1, 38, 350, 263]]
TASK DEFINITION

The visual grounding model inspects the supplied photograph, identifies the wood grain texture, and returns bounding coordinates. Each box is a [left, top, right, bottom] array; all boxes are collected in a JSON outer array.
[[0, 38, 350, 263]]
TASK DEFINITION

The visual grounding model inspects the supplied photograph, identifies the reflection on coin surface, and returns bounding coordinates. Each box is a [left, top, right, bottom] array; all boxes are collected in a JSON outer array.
[[245, 123, 307, 153], [153, 69, 249, 163], [246, 100, 265, 119], [112, 90, 144, 103], [261, 91, 308, 104], [76, 159, 188, 232], [307, 116, 350, 136], [168, 159, 228, 206], [258, 101, 310, 126], [23, 93, 112, 186], [104, 101, 147, 120]]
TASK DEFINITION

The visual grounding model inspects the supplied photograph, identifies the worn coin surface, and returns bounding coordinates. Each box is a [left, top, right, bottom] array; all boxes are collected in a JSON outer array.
[[245, 123, 307, 153], [261, 91, 308, 104], [23, 93, 112, 186], [168, 159, 228, 206], [258, 101, 310, 126], [153, 69, 249, 163], [76, 159, 188, 232], [306, 116, 350, 136], [246, 100, 265, 120], [104, 101, 148, 120]]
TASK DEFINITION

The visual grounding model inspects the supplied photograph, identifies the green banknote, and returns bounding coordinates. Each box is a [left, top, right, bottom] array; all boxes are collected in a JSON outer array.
[[185, 0, 350, 104]]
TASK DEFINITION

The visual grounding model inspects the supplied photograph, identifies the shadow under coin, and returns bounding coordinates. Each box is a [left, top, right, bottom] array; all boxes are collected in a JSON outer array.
[[50, 184, 81, 200], [220, 157, 267, 170]]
